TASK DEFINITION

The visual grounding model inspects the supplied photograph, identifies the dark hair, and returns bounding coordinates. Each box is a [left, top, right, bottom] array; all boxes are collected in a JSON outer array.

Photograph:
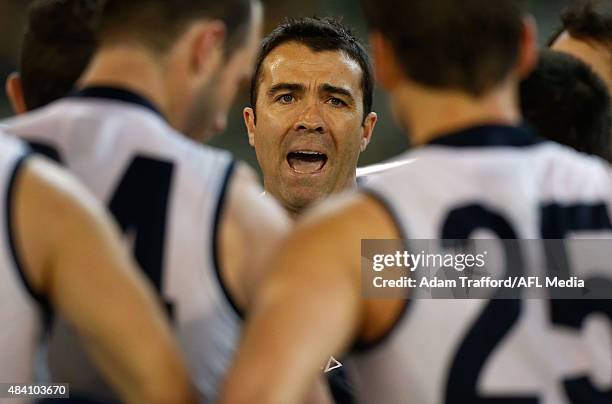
[[250, 17, 374, 122], [20, 0, 100, 110], [549, 0, 612, 47], [361, 0, 526, 96], [99, 0, 254, 55], [520, 50, 612, 161]]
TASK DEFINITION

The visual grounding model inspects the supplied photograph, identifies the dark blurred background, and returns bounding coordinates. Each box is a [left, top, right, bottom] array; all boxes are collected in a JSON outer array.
[[0, 0, 572, 172]]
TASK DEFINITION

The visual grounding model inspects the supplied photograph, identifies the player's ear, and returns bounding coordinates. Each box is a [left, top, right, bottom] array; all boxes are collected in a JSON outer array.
[[517, 15, 538, 79], [6, 72, 27, 115], [244, 107, 256, 147], [360, 112, 377, 152], [190, 20, 226, 77], [370, 32, 403, 90]]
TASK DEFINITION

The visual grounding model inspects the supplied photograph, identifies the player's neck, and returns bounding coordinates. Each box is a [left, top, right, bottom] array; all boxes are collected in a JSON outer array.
[[275, 176, 358, 221], [392, 79, 522, 146], [79, 47, 171, 121]]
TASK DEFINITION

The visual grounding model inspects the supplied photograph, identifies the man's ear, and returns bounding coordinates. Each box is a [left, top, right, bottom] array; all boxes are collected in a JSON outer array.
[[6, 72, 27, 115], [517, 15, 538, 79], [370, 32, 403, 91], [244, 107, 256, 147], [191, 20, 227, 77], [360, 112, 378, 152]]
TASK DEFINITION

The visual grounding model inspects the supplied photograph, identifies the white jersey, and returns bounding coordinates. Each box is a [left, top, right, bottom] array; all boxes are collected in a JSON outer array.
[[0, 134, 45, 390], [3, 87, 242, 401], [350, 125, 612, 404]]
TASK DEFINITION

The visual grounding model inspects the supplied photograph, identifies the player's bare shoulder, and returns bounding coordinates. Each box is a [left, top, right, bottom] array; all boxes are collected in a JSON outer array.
[[297, 191, 400, 242], [217, 162, 291, 309]]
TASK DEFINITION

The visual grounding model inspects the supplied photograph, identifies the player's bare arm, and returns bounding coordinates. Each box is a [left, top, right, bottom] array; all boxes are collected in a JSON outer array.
[[12, 157, 197, 404], [219, 162, 292, 310], [219, 192, 403, 404]]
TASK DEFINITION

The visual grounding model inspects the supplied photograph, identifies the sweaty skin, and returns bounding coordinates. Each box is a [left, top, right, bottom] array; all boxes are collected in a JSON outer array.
[[245, 42, 377, 216]]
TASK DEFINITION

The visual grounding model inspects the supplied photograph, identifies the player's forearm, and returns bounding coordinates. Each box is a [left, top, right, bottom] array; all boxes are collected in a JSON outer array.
[[123, 361, 198, 404], [80, 322, 197, 404], [49, 216, 197, 403], [219, 302, 322, 402], [220, 278, 358, 403]]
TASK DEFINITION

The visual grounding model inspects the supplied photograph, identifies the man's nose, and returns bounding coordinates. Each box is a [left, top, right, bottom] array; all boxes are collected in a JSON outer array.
[[293, 102, 327, 134]]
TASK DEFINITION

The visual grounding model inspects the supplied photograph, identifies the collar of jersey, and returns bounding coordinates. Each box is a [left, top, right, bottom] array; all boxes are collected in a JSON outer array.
[[426, 123, 543, 148], [71, 86, 165, 121]]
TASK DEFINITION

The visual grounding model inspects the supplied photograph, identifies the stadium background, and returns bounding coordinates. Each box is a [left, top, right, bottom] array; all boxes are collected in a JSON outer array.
[[0, 0, 572, 172]]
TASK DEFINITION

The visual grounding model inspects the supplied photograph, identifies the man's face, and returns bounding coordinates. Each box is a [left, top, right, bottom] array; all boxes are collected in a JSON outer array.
[[184, 2, 263, 141], [552, 30, 612, 92], [245, 42, 376, 214]]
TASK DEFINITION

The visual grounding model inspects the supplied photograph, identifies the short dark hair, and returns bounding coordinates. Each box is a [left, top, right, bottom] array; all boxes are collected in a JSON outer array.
[[99, 0, 254, 55], [250, 17, 374, 122], [549, 0, 612, 48], [361, 0, 526, 96], [20, 0, 100, 110], [520, 50, 612, 161]]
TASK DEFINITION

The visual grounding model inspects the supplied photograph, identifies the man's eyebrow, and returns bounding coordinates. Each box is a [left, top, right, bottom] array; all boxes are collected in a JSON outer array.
[[320, 84, 355, 101], [267, 83, 305, 96]]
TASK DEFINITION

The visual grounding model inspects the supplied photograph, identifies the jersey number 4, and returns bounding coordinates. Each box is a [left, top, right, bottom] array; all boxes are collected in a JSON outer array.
[[27, 141, 175, 319], [108, 156, 175, 318]]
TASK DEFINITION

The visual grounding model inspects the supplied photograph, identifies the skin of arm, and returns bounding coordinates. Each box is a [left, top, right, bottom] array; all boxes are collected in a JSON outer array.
[[218, 162, 292, 311], [13, 157, 198, 404], [218, 192, 404, 404], [219, 162, 333, 403]]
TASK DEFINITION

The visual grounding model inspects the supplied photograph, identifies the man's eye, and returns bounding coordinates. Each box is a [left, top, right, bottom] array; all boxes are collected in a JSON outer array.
[[277, 94, 295, 104], [328, 97, 347, 107]]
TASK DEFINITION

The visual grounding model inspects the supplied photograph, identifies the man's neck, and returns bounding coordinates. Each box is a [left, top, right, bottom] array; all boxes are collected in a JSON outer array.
[[392, 79, 522, 146], [272, 176, 358, 221], [79, 46, 173, 123]]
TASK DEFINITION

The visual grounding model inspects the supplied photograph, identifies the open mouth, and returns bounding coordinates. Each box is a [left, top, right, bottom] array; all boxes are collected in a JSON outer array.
[[287, 151, 328, 174]]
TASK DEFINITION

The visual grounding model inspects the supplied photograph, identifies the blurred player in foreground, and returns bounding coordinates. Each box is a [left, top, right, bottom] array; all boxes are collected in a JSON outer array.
[[3, 0, 293, 402], [550, 0, 612, 92], [245, 17, 377, 217], [520, 50, 612, 161], [0, 133, 196, 404], [220, 0, 612, 403]]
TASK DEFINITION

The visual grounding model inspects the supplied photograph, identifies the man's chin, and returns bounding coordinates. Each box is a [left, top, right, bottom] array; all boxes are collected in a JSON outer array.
[[280, 187, 327, 216]]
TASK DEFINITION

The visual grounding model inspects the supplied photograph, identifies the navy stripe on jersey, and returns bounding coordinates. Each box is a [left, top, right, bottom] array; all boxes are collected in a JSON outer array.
[[361, 188, 411, 242], [72, 87, 164, 120], [427, 124, 544, 148], [212, 159, 244, 319], [541, 203, 612, 238], [351, 188, 413, 353], [5, 153, 51, 313]]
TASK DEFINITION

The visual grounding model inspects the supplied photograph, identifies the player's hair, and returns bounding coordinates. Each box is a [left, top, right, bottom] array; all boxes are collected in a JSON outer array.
[[20, 0, 100, 110], [520, 50, 612, 161], [549, 0, 612, 48], [250, 17, 373, 123], [361, 0, 528, 96], [99, 0, 255, 55]]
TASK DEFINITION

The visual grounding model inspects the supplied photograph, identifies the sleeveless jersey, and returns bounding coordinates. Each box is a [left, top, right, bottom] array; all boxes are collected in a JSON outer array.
[[350, 125, 612, 404], [3, 87, 242, 401], [0, 134, 46, 390]]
